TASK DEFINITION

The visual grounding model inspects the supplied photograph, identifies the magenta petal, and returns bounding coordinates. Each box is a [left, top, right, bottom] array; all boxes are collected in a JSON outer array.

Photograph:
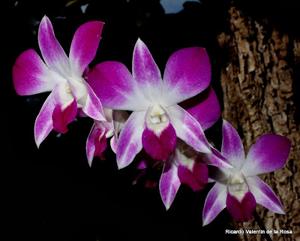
[[93, 131, 107, 159], [116, 111, 145, 169], [52, 99, 77, 134], [168, 105, 210, 153], [88, 61, 148, 110], [38, 16, 69, 72], [202, 183, 227, 226], [159, 162, 180, 210], [142, 124, 176, 160], [208, 147, 233, 169], [34, 89, 60, 147], [226, 192, 256, 222], [110, 111, 129, 153], [86, 123, 107, 166], [242, 134, 291, 176], [132, 39, 162, 87], [13, 49, 55, 95], [86, 124, 98, 165], [247, 176, 285, 214], [110, 136, 118, 154], [69, 21, 104, 75], [82, 83, 105, 121], [226, 194, 244, 221], [221, 120, 245, 169], [163, 47, 211, 104], [186, 88, 221, 131], [178, 162, 208, 192]]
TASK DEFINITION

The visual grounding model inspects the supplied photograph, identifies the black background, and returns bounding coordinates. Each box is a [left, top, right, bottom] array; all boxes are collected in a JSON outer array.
[[2, 0, 300, 241]]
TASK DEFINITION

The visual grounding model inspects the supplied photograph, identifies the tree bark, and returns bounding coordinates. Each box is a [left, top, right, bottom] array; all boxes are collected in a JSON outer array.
[[218, 5, 300, 241]]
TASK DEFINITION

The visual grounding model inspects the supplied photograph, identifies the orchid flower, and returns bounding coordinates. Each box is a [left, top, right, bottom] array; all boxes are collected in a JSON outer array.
[[88, 38, 213, 169], [159, 142, 209, 209], [86, 109, 128, 166], [13, 16, 106, 147], [159, 88, 232, 209], [86, 108, 114, 166], [202, 120, 291, 226]]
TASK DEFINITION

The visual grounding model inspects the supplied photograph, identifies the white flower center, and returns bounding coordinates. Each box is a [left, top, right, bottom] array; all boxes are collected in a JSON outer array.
[[70, 76, 88, 103], [227, 172, 248, 202], [146, 105, 170, 135], [57, 82, 74, 109]]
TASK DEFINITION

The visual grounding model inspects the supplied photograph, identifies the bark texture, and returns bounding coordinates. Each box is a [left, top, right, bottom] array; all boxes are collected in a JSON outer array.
[[218, 5, 300, 241]]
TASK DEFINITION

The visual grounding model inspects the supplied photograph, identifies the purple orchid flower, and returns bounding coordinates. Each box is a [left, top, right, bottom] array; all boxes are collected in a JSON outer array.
[[86, 109, 114, 166], [86, 109, 128, 166], [13, 16, 106, 147], [159, 142, 209, 209], [202, 120, 291, 226], [159, 88, 232, 209], [88, 38, 213, 169]]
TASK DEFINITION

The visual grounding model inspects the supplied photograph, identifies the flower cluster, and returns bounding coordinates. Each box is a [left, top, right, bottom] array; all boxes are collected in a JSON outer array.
[[12, 16, 291, 226]]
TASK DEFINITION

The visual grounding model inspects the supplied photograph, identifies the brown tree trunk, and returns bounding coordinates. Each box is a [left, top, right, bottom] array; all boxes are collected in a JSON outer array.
[[218, 5, 300, 241]]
